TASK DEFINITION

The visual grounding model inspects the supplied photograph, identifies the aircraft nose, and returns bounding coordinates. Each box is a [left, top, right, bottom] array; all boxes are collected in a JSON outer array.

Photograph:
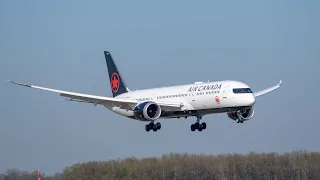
[[247, 94, 255, 106]]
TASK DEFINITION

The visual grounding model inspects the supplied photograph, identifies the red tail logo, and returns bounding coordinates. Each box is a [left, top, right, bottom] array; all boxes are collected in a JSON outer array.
[[111, 72, 120, 93]]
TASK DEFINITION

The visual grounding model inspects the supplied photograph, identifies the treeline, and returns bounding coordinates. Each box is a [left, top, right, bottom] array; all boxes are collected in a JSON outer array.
[[2, 151, 320, 180]]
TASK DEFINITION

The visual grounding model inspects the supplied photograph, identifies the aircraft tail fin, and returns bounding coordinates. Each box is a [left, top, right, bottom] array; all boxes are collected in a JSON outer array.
[[104, 51, 129, 97]]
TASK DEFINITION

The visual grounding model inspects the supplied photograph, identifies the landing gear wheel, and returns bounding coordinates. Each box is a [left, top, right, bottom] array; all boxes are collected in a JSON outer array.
[[156, 122, 161, 130], [201, 122, 206, 129], [145, 124, 150, 132], [191, 124, 196, 131], [152, 126, 158, 132], [236, 119, 244, 123], [194, 122, 200, 129]]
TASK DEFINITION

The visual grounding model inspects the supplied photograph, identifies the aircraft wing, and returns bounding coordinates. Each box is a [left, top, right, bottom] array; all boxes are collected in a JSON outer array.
[[253, 80, 282, 97], [8, 80, 183, 110]]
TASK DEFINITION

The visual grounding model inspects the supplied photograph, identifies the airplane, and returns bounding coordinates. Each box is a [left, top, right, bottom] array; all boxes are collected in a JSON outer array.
[[8, 51, 282, 132]]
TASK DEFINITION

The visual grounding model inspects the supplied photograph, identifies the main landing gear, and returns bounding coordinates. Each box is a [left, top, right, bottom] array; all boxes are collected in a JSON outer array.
[[190, 115, 207, 132], [145, 122, 161, 132]]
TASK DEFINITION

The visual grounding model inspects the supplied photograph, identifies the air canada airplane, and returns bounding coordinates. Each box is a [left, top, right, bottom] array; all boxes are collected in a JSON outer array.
[[8, 51, 282, 132]]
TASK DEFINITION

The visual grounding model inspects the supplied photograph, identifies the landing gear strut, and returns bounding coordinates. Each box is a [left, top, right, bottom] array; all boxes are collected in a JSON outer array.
[[236, 110, 244, 123], [191, 115, 207, 132], [145, 122, 161, 132]]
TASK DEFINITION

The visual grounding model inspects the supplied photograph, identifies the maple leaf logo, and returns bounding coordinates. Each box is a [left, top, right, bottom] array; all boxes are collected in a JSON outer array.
[[111, 72, 120, 93], [215, 96, 220, 104]]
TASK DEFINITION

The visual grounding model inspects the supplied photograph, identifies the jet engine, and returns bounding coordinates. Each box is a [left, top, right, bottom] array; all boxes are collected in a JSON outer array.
[[133, 101, 162, 121], [227, 107, 254, 122]]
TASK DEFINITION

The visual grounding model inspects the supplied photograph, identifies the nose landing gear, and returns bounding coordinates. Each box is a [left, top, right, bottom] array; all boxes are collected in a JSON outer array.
[[190, 115, 207, 132], [235, 110, 244, 123]]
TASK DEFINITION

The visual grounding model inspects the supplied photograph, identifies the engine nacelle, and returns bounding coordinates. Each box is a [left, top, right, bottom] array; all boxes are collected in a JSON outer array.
[[133, 101, 162, 121], [227, 107, 254, 121]]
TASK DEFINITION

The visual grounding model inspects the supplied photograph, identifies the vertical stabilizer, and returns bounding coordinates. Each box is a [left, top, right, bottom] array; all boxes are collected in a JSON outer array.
[[104, 51, 129, 97]]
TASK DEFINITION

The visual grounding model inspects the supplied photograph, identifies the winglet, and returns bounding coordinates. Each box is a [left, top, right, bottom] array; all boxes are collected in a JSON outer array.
[[253, 80, 283, 98], [7, 80, 32, 88]]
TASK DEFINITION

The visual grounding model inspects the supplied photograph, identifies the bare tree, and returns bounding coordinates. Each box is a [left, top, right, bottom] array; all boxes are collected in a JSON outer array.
[[3, 151, 320, 180]]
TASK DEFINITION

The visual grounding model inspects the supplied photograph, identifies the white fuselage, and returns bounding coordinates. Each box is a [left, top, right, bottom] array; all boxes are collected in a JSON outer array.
[[111, 80, 255, 119]]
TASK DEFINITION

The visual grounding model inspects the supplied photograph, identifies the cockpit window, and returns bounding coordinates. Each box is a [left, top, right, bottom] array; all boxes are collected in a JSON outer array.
[[233, 88, 252, 94]]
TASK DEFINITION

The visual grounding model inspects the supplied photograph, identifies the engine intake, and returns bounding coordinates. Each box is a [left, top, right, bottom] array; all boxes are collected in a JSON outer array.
[[134, 101, 162, 121], [227, 107, 254, 121]]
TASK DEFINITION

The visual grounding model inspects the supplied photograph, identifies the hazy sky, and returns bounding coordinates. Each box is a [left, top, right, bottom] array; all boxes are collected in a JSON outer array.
[[1, 0, 319, 175]]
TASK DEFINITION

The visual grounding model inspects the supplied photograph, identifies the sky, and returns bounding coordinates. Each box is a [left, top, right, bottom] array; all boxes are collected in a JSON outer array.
[[0, 0, 319, 175]]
